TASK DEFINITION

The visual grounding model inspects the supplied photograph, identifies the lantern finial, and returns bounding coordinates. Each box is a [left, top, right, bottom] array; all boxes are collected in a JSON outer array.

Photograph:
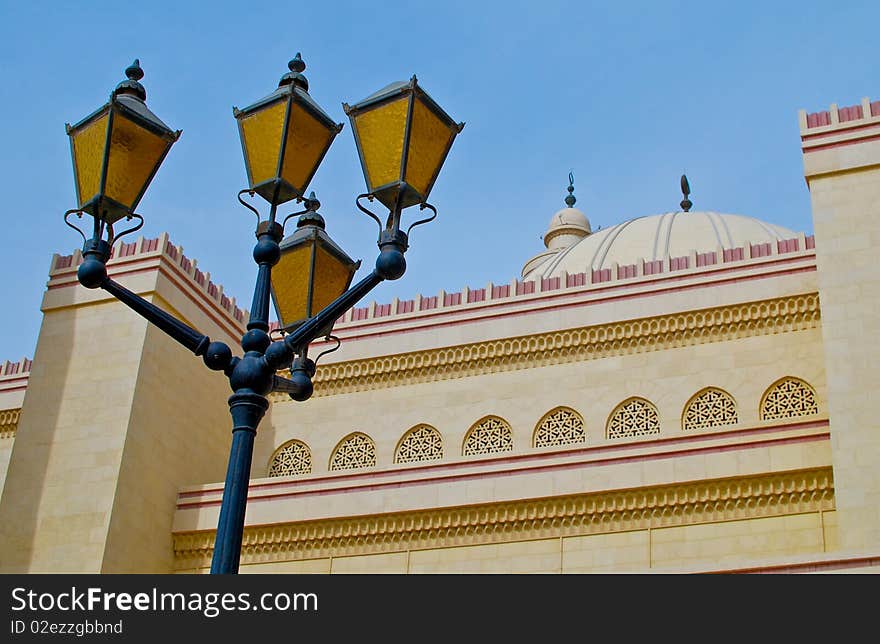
[[289, 53, 306, 73], [297, 192, 325, 229], [114, 59, 147, 101], [279, 52, 308, 91]]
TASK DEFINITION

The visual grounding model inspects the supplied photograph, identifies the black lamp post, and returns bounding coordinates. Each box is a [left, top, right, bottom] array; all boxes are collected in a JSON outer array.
[[63, 55, 464, 574]]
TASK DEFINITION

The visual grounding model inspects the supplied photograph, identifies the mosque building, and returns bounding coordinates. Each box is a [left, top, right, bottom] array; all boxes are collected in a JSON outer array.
[[1, 95, 879, 573]]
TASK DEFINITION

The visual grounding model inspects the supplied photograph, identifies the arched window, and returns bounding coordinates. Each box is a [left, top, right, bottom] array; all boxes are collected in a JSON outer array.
[[682, 387, 738, 430], [607, 397, 660, 439], [395, 424, 443, 464], [533, 407, 585, 448], [268, 440, 312, 477], [329, 432, 377, 471], [760, 377, 818, 420], [463, 416, 513, 456]]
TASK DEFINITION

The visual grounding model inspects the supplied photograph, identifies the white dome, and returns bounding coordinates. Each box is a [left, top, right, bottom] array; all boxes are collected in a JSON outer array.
[[543, 207, 592, 250], [523, 210, 800, 279], [548, 207, 591, 233]]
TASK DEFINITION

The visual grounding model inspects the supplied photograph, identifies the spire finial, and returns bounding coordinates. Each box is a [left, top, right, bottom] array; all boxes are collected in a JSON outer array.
[[113, 58, 147, 101], [680, 174, 692, 212], [125, 59, 144, 81], [297, 191, 325, 229], [564, 171, 576, 207], [279, 52, 309, 91], [289, 52, 306, 73]]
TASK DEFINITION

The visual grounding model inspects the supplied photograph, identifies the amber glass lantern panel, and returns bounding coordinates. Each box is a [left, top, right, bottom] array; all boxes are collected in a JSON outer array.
[[403, 97, 457, 197], [272, 240, 314, 329], [309, 244, 357, 315], [70, 111, 110, 213], [279, 102, 337, 198], [352, 95, 409, 195], [238, 99, 287, 191], [103, 111, 174, 217]]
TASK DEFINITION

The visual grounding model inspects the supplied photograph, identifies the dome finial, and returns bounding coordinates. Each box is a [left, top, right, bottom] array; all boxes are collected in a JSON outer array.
[[680, 174, 692, 212], [564, 171, 576, 207]]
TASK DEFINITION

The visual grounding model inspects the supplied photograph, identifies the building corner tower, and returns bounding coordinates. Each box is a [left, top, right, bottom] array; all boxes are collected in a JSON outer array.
[[800, 97, 880, 553]]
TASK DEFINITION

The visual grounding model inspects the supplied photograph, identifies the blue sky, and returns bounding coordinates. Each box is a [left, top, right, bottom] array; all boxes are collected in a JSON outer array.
[[0, 0, 877, 363]]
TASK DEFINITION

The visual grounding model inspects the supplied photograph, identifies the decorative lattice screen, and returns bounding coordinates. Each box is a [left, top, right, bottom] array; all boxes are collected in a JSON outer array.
[[329, 433, 377, 471], [683, 388, 738, 430], [463, 416, 513, 456], [395, 424, 443, 464], [268, 440, 312, 477], [761, 378, 818, 420], [607, 398, 660, 439], [534, 408, 585, 447]]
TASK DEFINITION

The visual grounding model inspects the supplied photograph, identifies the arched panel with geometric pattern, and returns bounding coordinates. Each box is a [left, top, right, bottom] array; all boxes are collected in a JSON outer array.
[[329, 432, 377, 471], [533, 407, 586, 448], [607, 397, 661, 439], [462, 415, 513, 456], [760, 377, 818, 420], [268, 439, 312, 477], [682, 387, 738, 431], [395, 424, 443, 464]]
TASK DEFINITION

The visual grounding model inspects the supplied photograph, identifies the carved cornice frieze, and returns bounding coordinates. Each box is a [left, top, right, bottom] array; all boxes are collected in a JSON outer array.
[[270, 293, 820, 402], [173, 466, 834, 570], [0, 408, 20, 439]]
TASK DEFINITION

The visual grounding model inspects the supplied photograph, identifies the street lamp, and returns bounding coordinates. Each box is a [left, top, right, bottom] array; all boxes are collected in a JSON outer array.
[[63, 55, 464, 574]]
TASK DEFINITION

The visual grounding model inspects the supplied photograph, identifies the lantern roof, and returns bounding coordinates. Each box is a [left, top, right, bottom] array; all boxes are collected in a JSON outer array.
[[344, 76, 462, 132], [280, 211, 357, 266], [233, 54, 339, 130]]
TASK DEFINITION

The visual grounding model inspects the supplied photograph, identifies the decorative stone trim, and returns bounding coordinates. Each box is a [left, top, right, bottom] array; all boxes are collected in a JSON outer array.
[[272, 293, 820, 401], [172, 466, 834, 570], [0, 408, 20, 439]]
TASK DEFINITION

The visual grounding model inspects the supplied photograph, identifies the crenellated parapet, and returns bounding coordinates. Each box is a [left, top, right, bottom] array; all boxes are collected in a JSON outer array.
[[1, 357, 31, 377], [0, 357, 30, 416], [331, 233, 815, 328], [800, 97, 880, 130], [49, 233, 247, 340], [800, 96, 880, 183]]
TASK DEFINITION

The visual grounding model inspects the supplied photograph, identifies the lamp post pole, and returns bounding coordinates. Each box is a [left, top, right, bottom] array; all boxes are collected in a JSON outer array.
[[64, 55, 462, 575]]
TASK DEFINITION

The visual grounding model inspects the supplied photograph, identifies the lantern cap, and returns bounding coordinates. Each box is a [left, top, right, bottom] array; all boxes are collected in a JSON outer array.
[[278, 52, 308, 92], [113, 59, 147, 102], [296, 192, 325, 229]]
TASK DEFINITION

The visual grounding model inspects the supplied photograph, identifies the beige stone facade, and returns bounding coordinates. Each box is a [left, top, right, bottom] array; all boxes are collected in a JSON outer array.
[[1, 97, 879, 573]]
